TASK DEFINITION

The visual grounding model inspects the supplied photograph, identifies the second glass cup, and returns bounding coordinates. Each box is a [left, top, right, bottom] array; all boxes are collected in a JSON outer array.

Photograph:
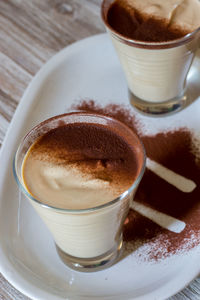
[[101, 0, 200, 115]]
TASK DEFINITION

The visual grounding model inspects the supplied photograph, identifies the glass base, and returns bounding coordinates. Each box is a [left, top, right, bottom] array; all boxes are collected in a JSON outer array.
[[56, 236, 123, 272], [129, 89, 187, 116]]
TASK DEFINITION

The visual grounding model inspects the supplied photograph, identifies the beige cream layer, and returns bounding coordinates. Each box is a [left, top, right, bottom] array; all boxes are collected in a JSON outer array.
[[22, 157, 122, 209]]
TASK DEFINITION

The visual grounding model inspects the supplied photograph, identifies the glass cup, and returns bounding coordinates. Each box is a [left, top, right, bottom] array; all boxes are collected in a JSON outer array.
[[13, 112, 146, 272], [101, 0, 200, 115]]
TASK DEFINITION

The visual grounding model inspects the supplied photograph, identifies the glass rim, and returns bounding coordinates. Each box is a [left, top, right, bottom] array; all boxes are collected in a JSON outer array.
[[101, 0, 200, 49], [13, 112, 146, 214]]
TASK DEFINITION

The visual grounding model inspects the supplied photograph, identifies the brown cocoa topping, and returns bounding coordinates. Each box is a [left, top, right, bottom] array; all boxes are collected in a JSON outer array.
[[107, 1, 188, 42], [71, 100, 200, 260], [30, 120, 140, 189]]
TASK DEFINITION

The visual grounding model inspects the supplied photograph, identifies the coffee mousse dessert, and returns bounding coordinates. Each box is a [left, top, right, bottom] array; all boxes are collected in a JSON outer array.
[[20, 114, 145, 262], [106, 0, 200, 42], [22, 118, 141, 209]]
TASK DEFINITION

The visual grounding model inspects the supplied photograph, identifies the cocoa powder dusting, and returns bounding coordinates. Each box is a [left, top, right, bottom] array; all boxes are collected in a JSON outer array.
[[71, 100, 200, 261], [30, 120, 140, 192], [107, 1, 188, 42], [72, 100, 142, 135]]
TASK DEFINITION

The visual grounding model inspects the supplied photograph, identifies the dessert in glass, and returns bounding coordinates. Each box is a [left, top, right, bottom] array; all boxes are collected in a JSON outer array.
[[14, 112, 146, 271], [102, 0, 200, 115]]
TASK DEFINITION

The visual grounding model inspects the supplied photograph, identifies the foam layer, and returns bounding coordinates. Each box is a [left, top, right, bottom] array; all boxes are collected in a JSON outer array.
[[22, 122, 140, 209], [107, 0, 200, 41]]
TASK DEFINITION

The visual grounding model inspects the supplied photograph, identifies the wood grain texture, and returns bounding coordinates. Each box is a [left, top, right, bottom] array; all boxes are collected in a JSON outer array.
[[0, 0, 104, 146], [0, 1, 199, 299]]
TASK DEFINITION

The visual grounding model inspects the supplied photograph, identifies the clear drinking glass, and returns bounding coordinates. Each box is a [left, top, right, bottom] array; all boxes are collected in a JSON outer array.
[[13, 112, 146, 272], [101, 0, 200, 115]]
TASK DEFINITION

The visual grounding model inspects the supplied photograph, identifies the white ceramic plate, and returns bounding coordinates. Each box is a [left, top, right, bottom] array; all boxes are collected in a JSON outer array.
[[0, 33, 200, 300]]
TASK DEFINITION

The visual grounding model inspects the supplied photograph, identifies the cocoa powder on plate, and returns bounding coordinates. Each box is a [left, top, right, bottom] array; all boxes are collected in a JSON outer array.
[[71, 100, 200, 260]]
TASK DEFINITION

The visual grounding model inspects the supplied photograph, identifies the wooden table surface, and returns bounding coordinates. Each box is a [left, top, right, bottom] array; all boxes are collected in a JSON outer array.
[[0, 0, 200, 299]]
